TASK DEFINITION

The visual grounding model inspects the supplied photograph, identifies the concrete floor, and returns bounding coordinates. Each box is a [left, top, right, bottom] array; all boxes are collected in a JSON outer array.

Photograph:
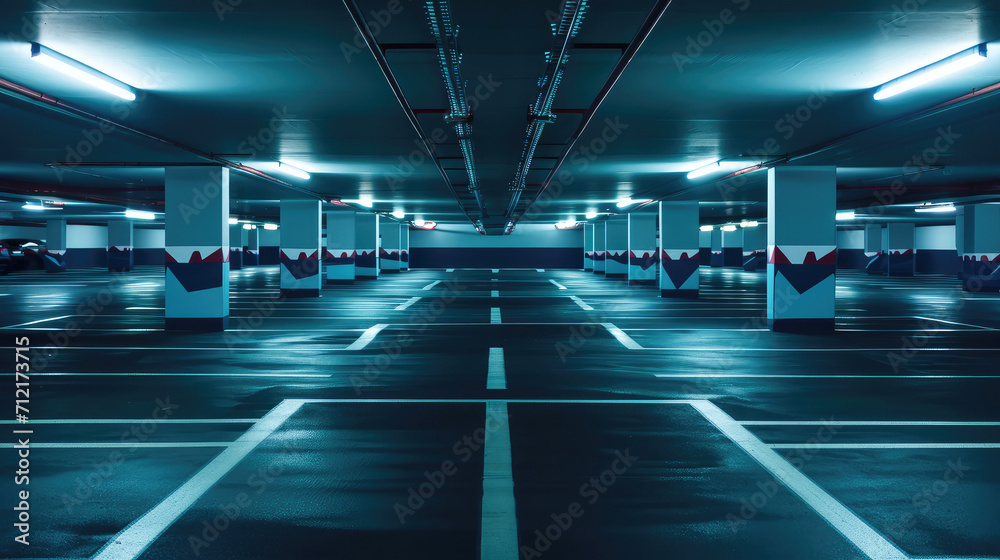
[[1, 267, 998, 559]]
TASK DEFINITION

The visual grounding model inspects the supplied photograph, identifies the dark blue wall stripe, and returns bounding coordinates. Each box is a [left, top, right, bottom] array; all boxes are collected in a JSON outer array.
[[410, 248, 582, 269], [916, 249, 959, 275]]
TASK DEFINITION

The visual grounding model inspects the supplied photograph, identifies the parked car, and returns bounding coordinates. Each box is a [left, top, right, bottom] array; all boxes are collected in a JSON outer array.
[[0, 239, 46, 274]]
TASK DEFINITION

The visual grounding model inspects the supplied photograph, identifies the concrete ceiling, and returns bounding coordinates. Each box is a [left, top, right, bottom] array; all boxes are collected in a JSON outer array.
[[1, 0, 999, 231]]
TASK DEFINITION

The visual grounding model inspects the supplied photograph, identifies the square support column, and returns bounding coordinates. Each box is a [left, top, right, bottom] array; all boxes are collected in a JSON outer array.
[[380, 219, 402, 273], [767, 167, 837, 333], [628, 213, 657, 286], [356, 213, 379, 279], [164, 167, 229, 331], [722, 228, 744, 267], [710, 228, 723, 267], [593, 222, 606, 274], [584, 224, 594, 271], [962, 203, 1000, 292], [887, 222, 915, 277], [280, 200, 322, 298], [864, 224, 886, 275], [955, 210, 964, 281], [742, 225, 765, 272], [605, 216, 628, 279], [659, 202, 699, 297], [229, 223, 244, 270], [44, 219, 67, 273], [325, 212, 356, 284], [401, 226, 409, 271], [108, 220, 134, 272], [244, 227, 259, 266]]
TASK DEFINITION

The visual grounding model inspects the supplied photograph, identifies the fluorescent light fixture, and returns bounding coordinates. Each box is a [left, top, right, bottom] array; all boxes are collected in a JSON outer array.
[[616, 198, 635, 208], [555, 220, 580, 230], [721, 224, 738, 232], [585, 211, 598, 219], [229, 217, 238, 225], [392, 209, 406, 219], [740, 220, 759, 228], [687, 159, 764, 180], [875, 44, 988, 101], [30, 43, 136, 101], [22, 203, 62, 211], [263, 223, 278, 231], [412, 219, 426, 228], [700, 225, 714, 232], [687, 162, 721, 180], [836, 211, 857, 221], [276, 162, 310, 180], [242, 224, 253, 230], [124, 209, 156, 220], [915, 203, 956, 213]]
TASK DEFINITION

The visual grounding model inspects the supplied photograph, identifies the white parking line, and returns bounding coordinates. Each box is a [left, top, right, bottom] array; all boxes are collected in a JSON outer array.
[[0, 315, 74, 329], [30, 372, 333, 378], [914, 316, 998, 331], [492, 290, 499, 298], [0, 418, 257, 424], [346, 324, 388, 350], [91, 400, 304, 560], [536, 269, 545, 272], [549, 279, 567, 290], [395, 297, 421, 311], [488, 348, 506, 390], [491, 308, 502, 324], [741, 421, 1000, 426], [768, 443, 1000, 449], [602, 323, 643, 349], [446, 269, 455, 272], [690, 400, 911, 560], [422, 280, 442, 290], [656, 374, 1000, 379], [492, 269, 500, 273], [569, 296, 593, 311], [481, 400, 517, 560]]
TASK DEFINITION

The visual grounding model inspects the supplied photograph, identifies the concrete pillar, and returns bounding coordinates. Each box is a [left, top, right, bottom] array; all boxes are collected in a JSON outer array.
[[584, 224, 594, 271], [710, 228, 723, 267], [955, 210, 964, 280], [605, 216, 628, 279], [380, 219, 402, 272], [593, 222, 606, 274], [43, 219, 67, 273], [108, 220, 134, 272], [244, 227, 260, 266], [742, 224, 765, 272], [164, 167, 229, 331], [324, 212, 356, 284], [401, 226, 409, 271], [628, 213, 657, 286], [767, 167, 837, 333], [887, 222, 915, 277], [356, 213, 379, 279], [864, 224, 883, 257], [962, 203, 1000, 291], [722, 228, 744, 267], [280, 200, 322, 297], [229, 223, 244, 270], [659, 202, 699, 298]]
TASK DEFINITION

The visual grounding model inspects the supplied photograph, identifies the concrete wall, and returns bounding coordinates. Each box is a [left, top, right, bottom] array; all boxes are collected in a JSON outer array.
[[409, 223, 584, 268], [837, 225, 958, 274]]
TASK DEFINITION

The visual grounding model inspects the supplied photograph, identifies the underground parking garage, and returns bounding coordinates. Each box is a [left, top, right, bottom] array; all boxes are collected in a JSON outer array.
[[1, 1, 999, 559]]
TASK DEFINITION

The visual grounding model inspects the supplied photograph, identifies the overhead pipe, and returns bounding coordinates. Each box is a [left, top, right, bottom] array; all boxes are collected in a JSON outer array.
[[342, 0, 486, 224], [506, 0, 672, 230], [504, 0, 590, 222], [0, 77, 323, 200]]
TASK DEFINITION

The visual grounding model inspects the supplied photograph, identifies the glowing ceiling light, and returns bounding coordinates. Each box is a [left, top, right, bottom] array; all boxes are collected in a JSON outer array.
[[242, 224, 253, 230], [836, 211, 857, 221], [276, 162, 311, 180], [229, 217, 238, 225], [392, 209, 406, 219], [413, 219, 426, 228], [740, 220, 759, 228], [124, 209, 156, 220], [700, 225, 714, 232], [914, 203, 956, 213], [30, 43, 136, 101], [585, 211, 598, 219], [263, 223, 278, 231], [875, 44, 988, 101], [721, 224, 738, 232]]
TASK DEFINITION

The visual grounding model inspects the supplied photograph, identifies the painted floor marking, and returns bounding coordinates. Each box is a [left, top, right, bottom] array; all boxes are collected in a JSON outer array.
[[0, 418, 257, 424], [346, 324, 388, 350], [602, 323, 643, 349], [446, 269, 455, 272], [690, 400, 910, 560], [491, 308, 502, 324], [536, 269, 545, 272], [914, 316, 998, 331], [30, 372, 332, 378], [395, 297, 421, 311], [481, 401, 517, 560], [492, 290, 500, 298], [488, 348, 506, 390], [656, 374, 1000, 379], [492, 269, 500, 273], [0, 315, 74, 329], [549, 279, 567, 290], [768, 443, 1000, 449], [0, 442, 232, 449], [569, 296, 593, 311], [91, 400, 304, 560], [422, 281, 442, 290], [741, 421, 1000, 426]]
